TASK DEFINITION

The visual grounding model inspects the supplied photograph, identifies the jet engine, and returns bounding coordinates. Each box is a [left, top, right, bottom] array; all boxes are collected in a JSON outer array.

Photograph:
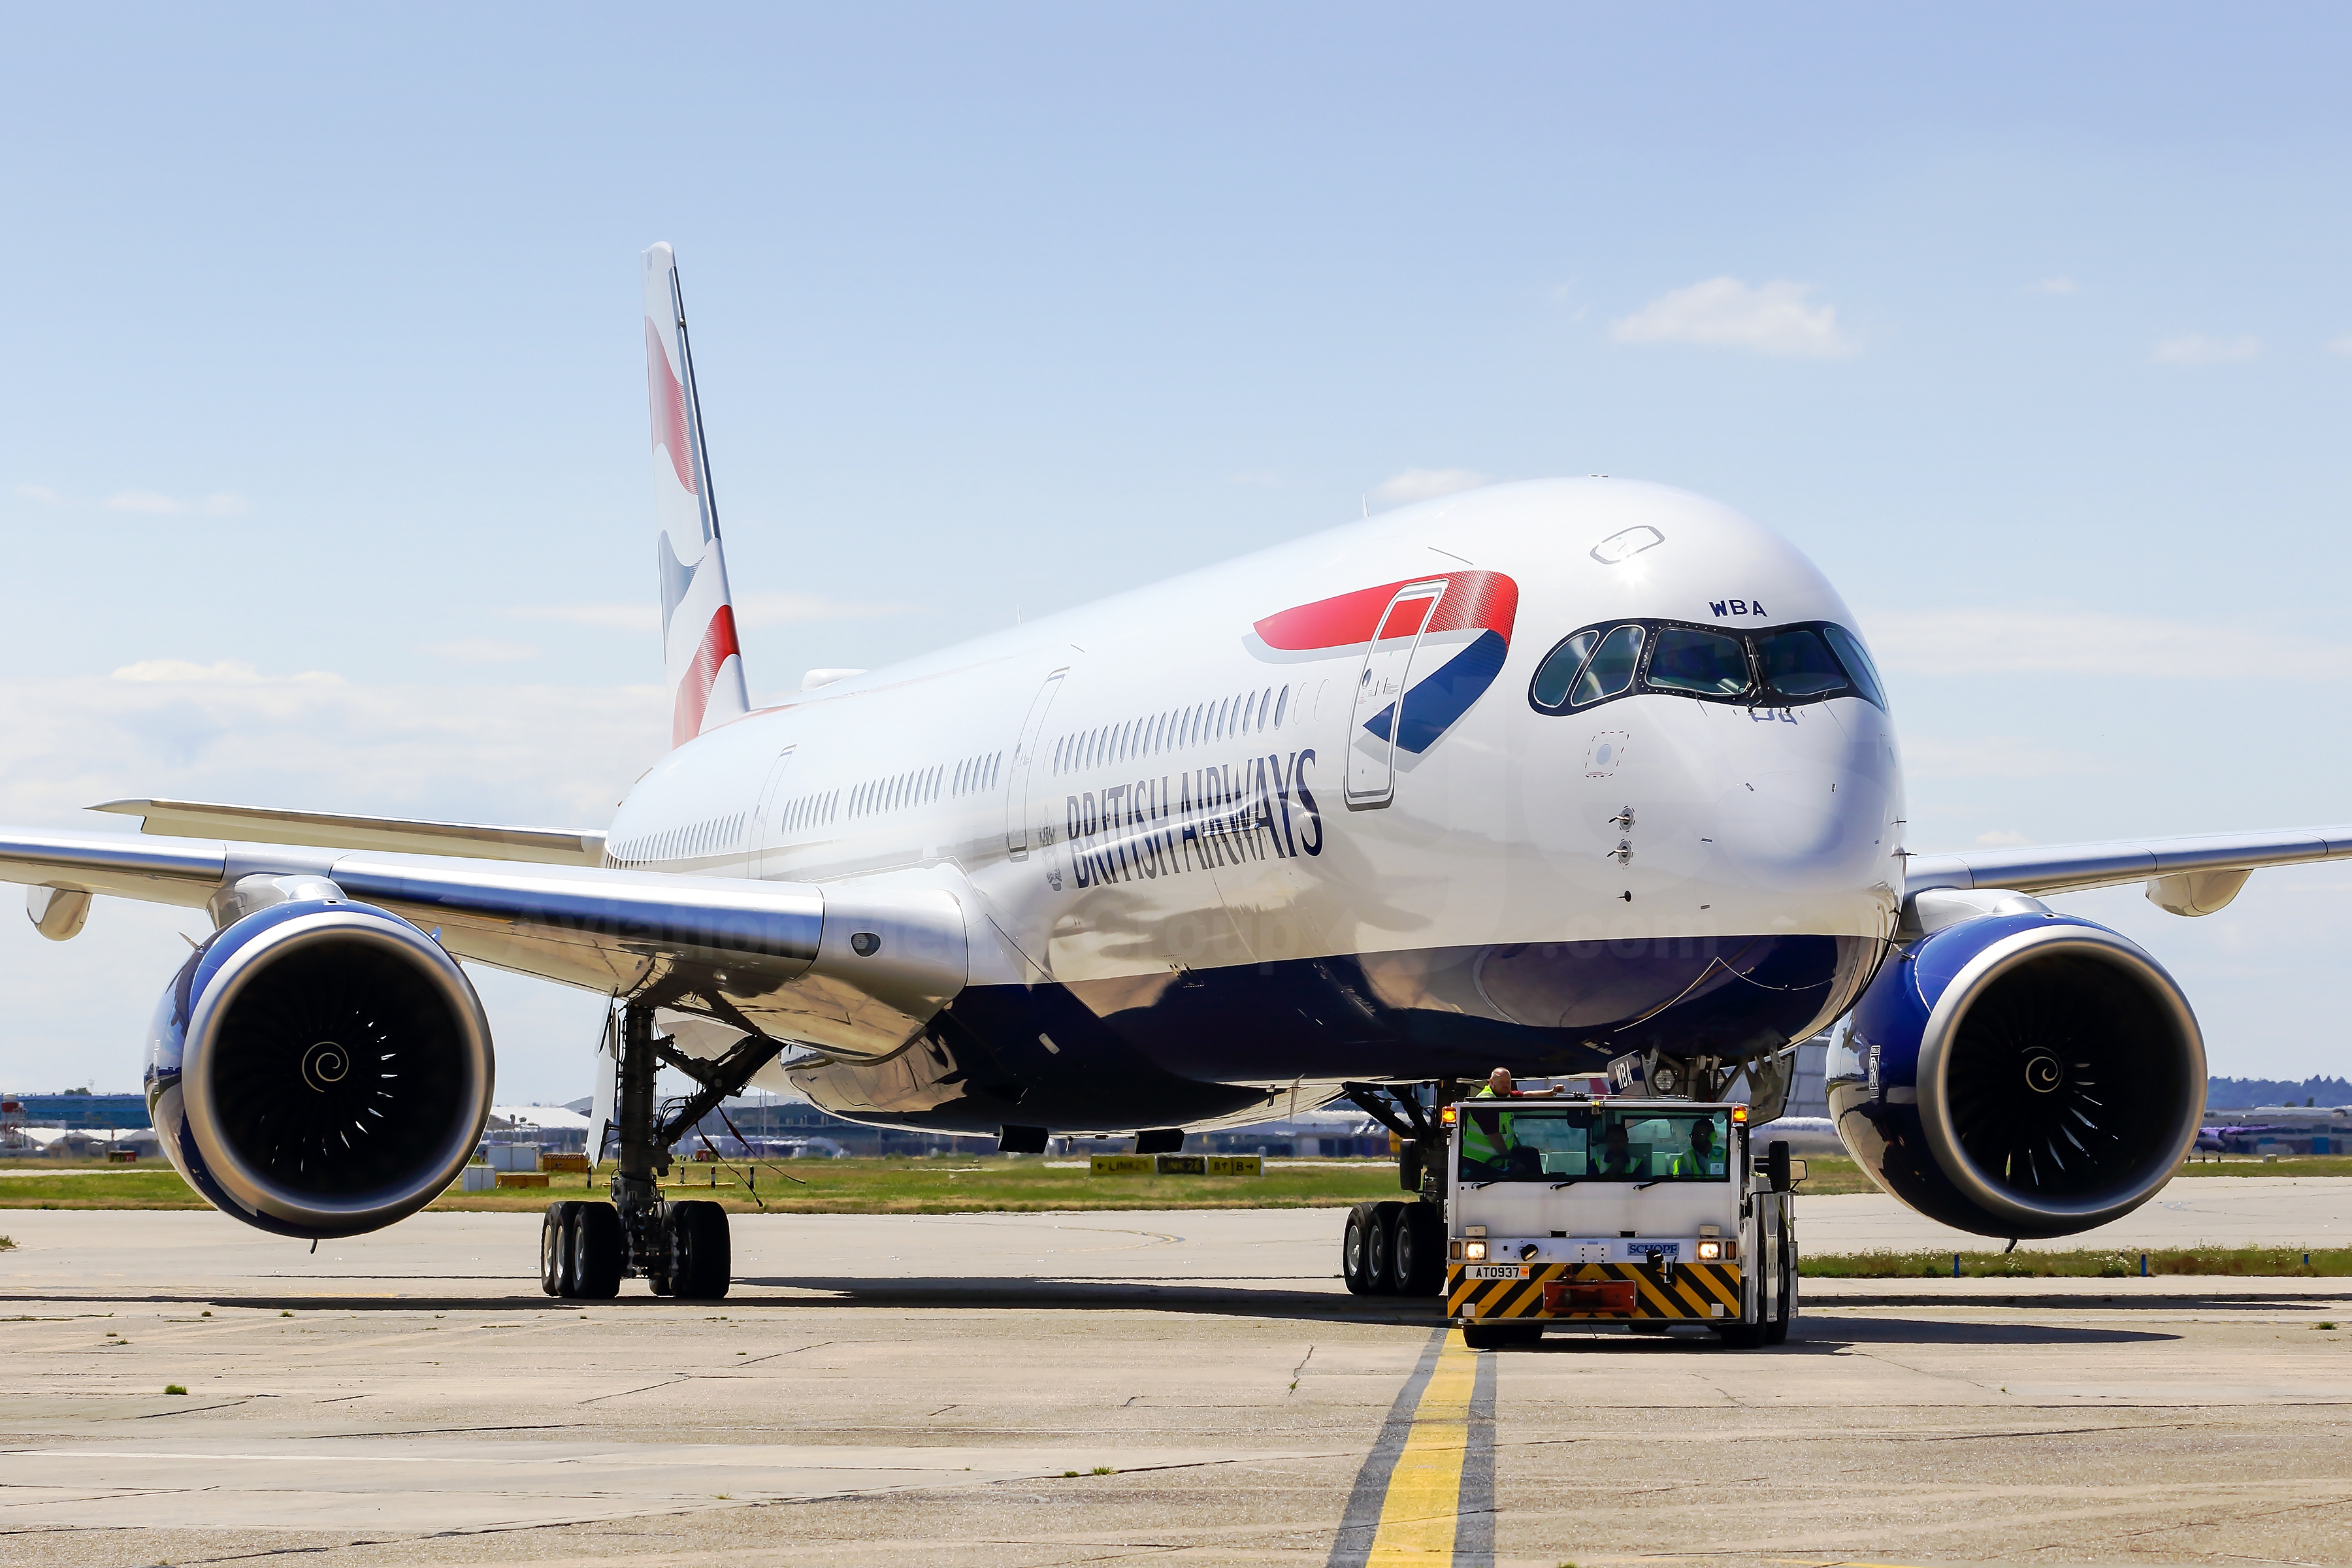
[[146, 891, 493, 1239], [1832, 902, 2204, 1239]]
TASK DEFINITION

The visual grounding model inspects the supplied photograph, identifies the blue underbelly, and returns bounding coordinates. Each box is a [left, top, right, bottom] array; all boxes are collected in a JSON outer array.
[[793, 933, 1882, 1135]]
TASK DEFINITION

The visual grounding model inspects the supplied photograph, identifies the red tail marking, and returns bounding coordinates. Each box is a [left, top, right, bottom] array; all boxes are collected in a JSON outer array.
[[645, 318, 698, 496], [670, 604, 740, 747]]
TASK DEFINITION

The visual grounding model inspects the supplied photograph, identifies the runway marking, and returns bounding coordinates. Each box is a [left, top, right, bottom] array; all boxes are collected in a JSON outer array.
[[1328, 1327, 1498, 1567]]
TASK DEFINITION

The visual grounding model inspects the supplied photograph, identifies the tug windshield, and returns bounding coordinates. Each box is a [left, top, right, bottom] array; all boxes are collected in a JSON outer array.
[[1457, 1104, 1733, 1184]]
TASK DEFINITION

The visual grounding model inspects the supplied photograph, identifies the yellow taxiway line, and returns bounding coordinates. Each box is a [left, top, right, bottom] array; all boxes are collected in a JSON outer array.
[[1363, 1328, 1479, 1563]]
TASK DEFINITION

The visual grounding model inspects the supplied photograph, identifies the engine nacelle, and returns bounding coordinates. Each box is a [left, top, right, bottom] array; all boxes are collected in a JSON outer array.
[[1834, 908, 2204, 1239], [146, 897, 493, 1239]]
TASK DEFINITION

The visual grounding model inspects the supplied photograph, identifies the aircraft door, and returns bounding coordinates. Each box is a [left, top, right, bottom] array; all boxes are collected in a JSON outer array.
[[1345, 580, 1447, 808], [1004, 670, 1067, 860], [750, 745, 796, 879]]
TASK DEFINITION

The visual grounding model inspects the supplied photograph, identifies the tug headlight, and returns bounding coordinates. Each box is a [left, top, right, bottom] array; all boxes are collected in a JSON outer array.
[[1696, 1239, 1723, 1260], [1463, 1239, 1488, 1262]]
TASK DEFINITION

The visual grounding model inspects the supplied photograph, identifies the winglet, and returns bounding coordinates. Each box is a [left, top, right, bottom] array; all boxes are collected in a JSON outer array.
[[644, 243, 751, 747]]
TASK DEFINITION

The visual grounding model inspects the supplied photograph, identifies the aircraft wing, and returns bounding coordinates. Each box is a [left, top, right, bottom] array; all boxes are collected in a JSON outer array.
[[0, 825, 965, 1062], [91, 798, 606, 865], [1906, 825, 2352, 913]]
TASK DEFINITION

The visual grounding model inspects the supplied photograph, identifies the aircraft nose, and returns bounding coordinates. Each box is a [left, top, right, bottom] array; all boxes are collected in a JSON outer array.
[[1710, 715, 1899, 894]]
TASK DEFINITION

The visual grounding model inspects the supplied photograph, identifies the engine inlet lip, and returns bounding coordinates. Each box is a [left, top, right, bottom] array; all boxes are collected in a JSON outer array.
[[1916, 923, 2205, 1233], [180, 906, 492, 1233]]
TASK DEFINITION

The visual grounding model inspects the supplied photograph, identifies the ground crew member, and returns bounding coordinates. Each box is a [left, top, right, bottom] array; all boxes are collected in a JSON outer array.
[[1596, 1120, 1641, 1176], [1671, 1118, 1723, 1178]]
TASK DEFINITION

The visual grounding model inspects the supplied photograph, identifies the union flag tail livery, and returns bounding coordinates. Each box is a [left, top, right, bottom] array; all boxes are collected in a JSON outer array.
[[644, 243, 750, 748]]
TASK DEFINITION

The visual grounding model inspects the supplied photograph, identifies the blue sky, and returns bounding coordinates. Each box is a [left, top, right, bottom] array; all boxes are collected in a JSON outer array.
[[3, 4, 2350, 1097]]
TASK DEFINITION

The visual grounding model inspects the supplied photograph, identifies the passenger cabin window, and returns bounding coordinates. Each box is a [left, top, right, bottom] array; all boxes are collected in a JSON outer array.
[[1527, 617, 1887, 716]]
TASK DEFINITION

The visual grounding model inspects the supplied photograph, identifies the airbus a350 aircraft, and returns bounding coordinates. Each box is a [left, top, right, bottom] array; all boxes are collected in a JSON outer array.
[[5, 245, 2345, 1301]]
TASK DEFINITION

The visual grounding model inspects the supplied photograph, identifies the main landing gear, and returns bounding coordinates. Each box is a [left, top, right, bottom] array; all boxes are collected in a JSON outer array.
[[1340, 1081, 1455, 1300], [540, 1004, 781, 1301]]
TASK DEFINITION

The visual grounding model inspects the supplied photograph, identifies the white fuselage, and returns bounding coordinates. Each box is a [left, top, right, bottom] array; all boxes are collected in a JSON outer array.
[[602, 479, 1906, 1133]]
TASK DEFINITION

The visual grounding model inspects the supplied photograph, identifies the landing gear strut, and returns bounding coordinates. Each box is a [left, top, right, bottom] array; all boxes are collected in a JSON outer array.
[[540, 1004, 781, 1301], [1339, 1082, 1458, 1299]]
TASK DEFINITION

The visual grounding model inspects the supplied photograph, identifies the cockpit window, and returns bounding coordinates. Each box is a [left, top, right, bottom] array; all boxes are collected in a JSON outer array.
[[1527, 617, 1887, 715], [1529, 629, 1597, 709], [1570, 625, 1644, 707], [1821, 624, 1890, 711], [1648, 626, 1750, 696], [1756, 627, 1844, 698]]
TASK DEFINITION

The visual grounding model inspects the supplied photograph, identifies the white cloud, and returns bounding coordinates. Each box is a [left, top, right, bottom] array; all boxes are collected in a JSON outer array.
[[109, 659, 341, 685], [1975, 828, 2030, 846], [2327, 334, 2352, 357], [424, 638, 542, 664], [511, 591, 913, 634], [511, 602, 659, 632], [2027, 277, 2080, 295], [1369, 468, 1490, 511], [1862, 606, 2352, 680], [1227, 468, 1282, 489], [0, 666, 666, 830], [103, 488, 182, 514], [1611, 278, 1857, 358], [15, 485, 245, 515], [2151, 333, 2261, 365]]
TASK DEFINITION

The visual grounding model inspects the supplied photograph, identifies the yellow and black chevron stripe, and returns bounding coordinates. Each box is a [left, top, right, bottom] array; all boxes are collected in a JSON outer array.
[[1446, 1259, 1742, 1322]]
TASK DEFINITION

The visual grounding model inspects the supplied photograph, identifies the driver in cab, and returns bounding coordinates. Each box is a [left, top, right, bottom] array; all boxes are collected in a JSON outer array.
[[1595, 1120, 1642, 1177]]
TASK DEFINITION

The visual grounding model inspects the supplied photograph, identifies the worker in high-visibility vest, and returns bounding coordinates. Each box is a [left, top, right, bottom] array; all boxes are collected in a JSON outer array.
[[1463, 1068, 1561, 1173], [1670, 1117, 1725, 1178]]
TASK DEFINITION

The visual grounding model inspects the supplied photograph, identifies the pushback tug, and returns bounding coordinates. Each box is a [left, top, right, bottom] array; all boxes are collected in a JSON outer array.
[[1341, 1081, 1805, 1350]]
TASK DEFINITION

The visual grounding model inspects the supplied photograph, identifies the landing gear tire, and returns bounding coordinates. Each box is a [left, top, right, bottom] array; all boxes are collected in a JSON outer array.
[[541, 1201, 579, 1297], [1765, 1249, 1795, 1345], [1390, 1203, 1445, 1296], [668, 1200, 732, 1300], [1365, 1200, 1407, 1296], [1341, 1203, 1379, 1296], [571, 1201, 624, 1299]]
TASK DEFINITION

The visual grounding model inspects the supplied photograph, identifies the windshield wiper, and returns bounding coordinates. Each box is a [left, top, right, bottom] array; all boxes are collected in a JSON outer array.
[[1633, 1179, 1669, 1190]]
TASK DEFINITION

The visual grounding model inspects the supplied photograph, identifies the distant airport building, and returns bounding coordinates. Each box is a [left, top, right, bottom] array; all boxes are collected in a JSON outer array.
[[1, 1090, 157, 1157]]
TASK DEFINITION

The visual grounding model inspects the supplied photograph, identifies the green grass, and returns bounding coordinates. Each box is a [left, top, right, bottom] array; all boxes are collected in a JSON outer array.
[[2171, 1155, 2352, 1179], [3, 1150, 2344, 1216], [429, 1156, 1407, 1214], [1804, 1245, 2352, 1279], [0, 1156, 1407, 1214], [0, 1165, 210, 1209]]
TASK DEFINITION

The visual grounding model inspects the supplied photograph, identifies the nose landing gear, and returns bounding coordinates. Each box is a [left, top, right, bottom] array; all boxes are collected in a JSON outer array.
[[540, 1004, 777, 1301]]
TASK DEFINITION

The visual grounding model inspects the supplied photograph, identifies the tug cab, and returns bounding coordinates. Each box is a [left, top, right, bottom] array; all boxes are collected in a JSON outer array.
[[1441, 1094, 1801, 1350]]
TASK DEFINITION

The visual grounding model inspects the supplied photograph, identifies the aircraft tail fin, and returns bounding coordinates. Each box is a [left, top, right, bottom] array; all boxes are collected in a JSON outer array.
[[643, 242, 751, 747]]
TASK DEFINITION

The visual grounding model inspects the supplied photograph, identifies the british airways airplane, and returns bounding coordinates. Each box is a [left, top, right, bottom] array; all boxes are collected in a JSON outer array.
[[5, 245, 2345, 1300]]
